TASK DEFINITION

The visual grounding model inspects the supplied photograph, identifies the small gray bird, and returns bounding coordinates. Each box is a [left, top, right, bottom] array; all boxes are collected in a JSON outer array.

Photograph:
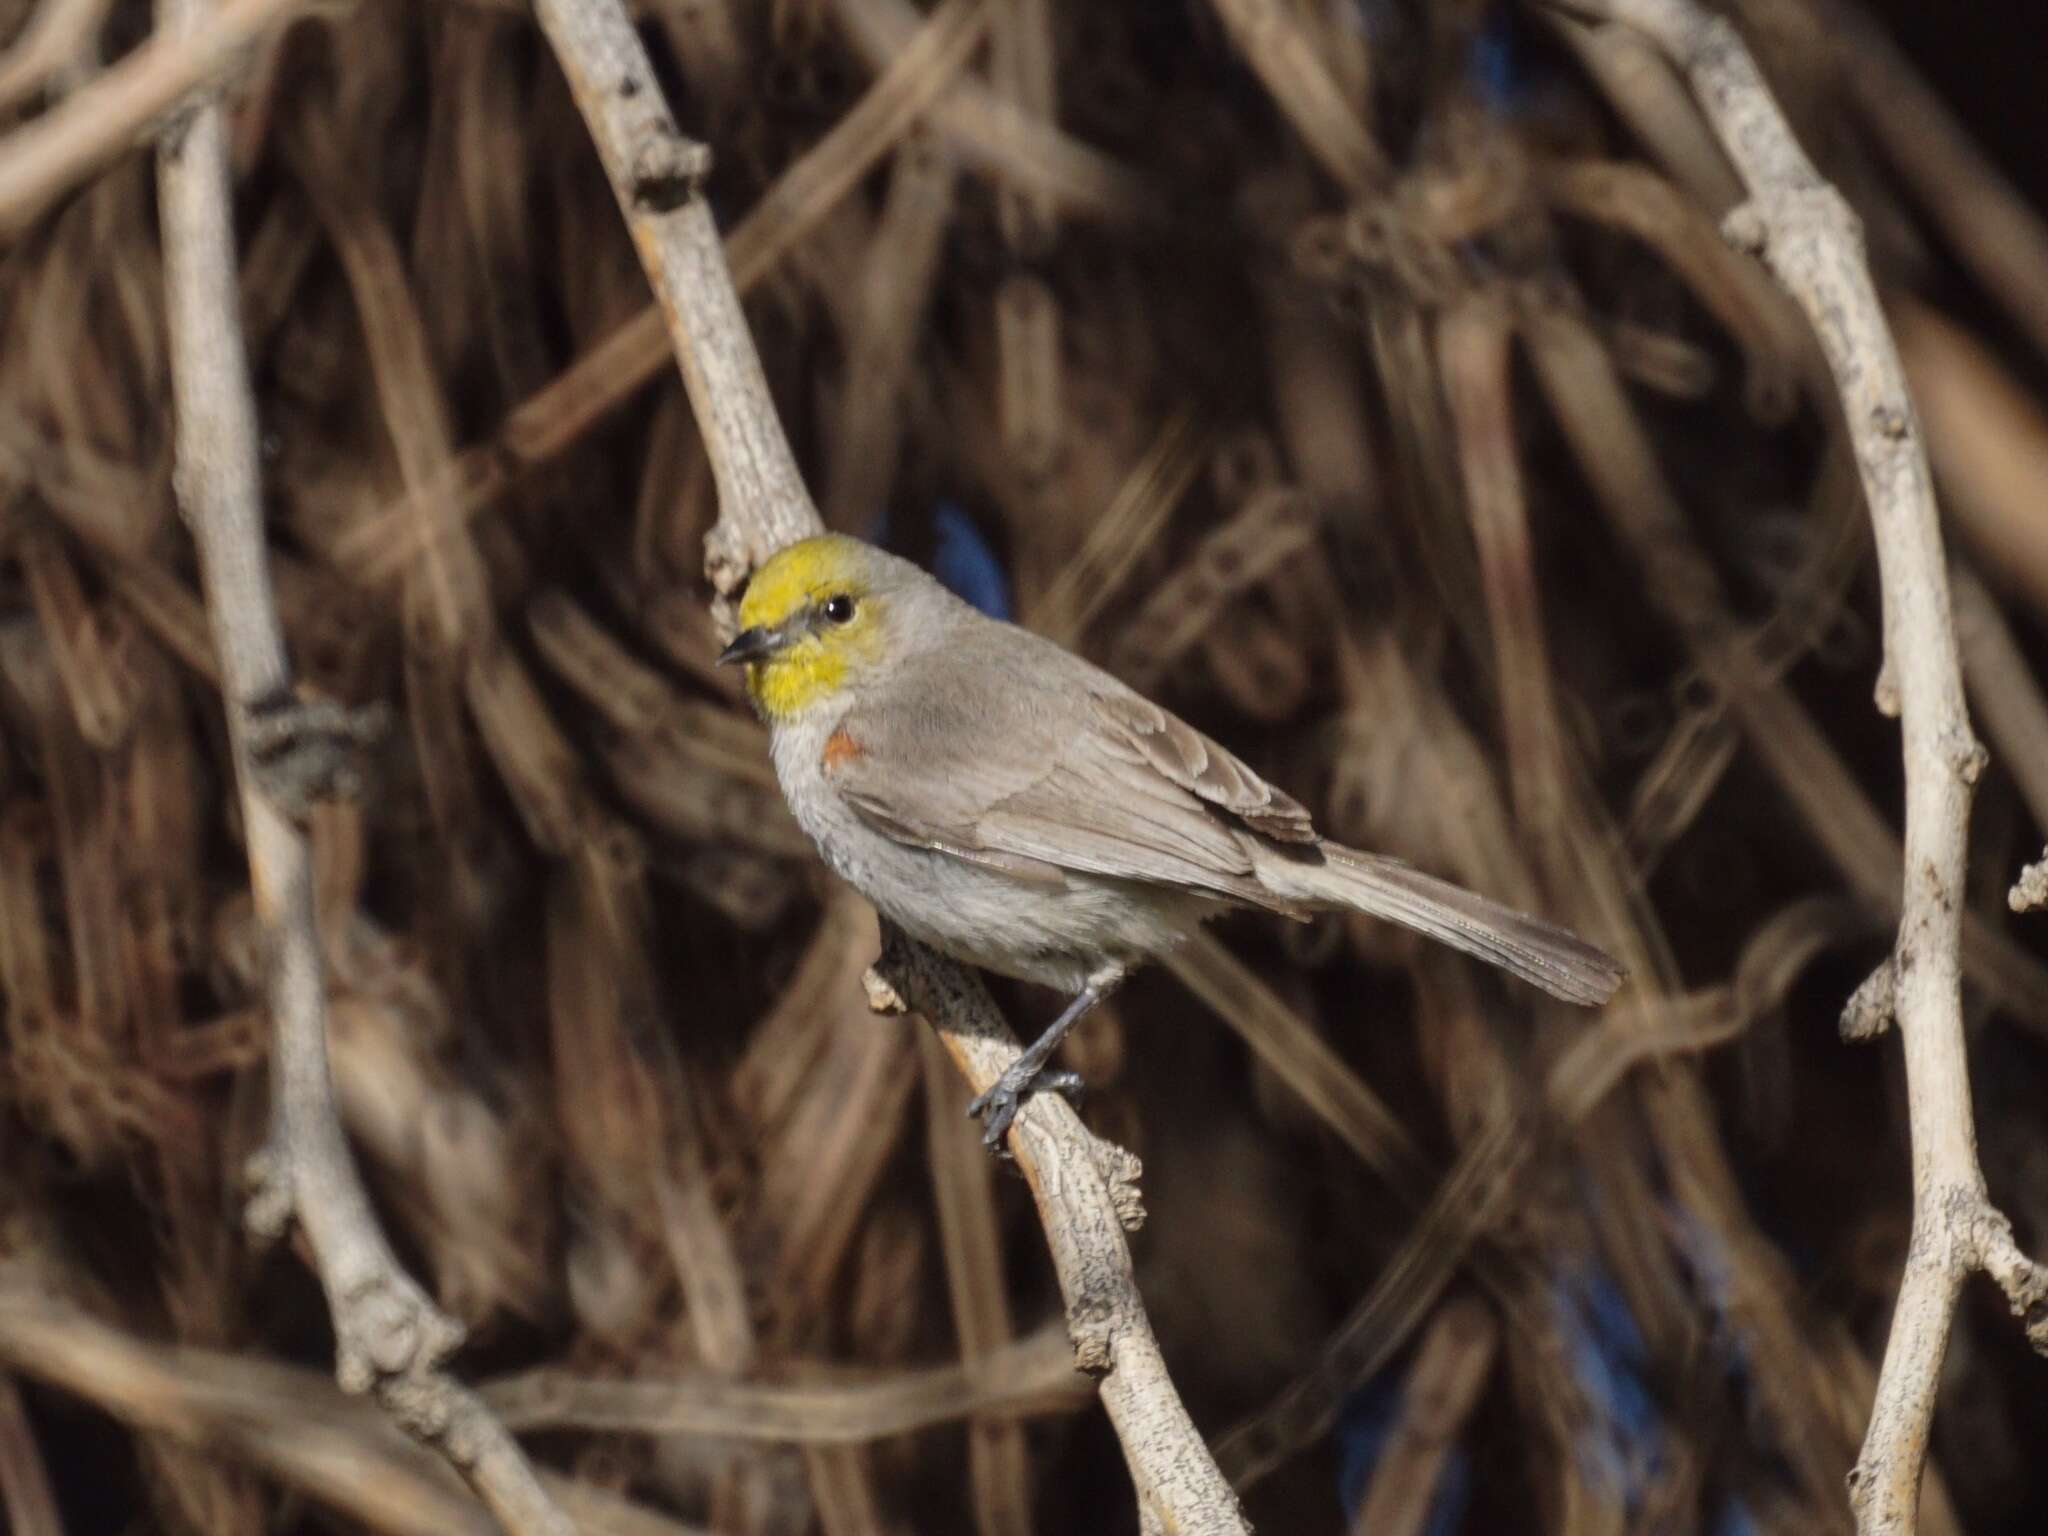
[[720, 533, 1624, 1144]]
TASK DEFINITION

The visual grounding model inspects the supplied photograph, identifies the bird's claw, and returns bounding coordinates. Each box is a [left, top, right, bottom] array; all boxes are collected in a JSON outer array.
[[967, 1065, 1085, 1149]]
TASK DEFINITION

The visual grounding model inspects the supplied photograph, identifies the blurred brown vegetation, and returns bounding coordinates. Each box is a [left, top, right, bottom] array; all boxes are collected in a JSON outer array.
[[3, 0, 2048, 1533]]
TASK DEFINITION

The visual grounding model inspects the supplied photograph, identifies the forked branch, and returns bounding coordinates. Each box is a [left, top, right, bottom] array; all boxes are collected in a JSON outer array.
[[154, 2, 573, 1531], [1538, 1, 2048, 1531]]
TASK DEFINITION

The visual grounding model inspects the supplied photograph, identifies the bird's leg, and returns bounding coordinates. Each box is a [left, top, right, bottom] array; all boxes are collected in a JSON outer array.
[[967, 972, 1122, 1148]]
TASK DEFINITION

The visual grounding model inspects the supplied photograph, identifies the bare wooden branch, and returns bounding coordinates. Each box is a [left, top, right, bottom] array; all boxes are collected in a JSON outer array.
[[527, 1, 1248, 1528], [152, 4, 574, 1532], [867, 932, 1247, 1535], [1, 0, 309, 241], [1541, 1, 2048, 1530]]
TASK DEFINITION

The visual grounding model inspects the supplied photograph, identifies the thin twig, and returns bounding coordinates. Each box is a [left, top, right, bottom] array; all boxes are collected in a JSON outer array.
[[0, 1372, 63, 1536], [1540, 2, 2048, 1531], [526, 1, 1248, 1529], [480, 1323, 1089, 1441], [152, 4, 574, 1532], [1951, 562, 2048, 843], [1, 0, 309, 241], [1822, 0, 2048, 367]]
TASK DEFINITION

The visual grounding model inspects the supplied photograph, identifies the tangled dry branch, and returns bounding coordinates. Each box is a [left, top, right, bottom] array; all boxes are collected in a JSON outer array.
[[1543, 1, 2048, 1530]]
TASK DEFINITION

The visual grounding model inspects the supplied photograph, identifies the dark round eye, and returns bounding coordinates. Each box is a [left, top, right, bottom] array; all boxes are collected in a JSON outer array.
[[821, 594, 856, 624]]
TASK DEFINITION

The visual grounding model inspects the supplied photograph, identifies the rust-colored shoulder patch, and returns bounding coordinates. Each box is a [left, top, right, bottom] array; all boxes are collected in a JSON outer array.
[[821, 727, 864, 772]]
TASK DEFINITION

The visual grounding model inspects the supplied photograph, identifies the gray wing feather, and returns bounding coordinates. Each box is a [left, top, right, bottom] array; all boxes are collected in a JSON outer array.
[[836, 788, 1068, 886], [827, 632, 1306, 913], [1090, 692, 1317, 844], [828, 616, 1624, 1004]]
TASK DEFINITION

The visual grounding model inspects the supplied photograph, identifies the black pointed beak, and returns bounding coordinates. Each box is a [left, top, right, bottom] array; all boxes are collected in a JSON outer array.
[[717, 625, 781, 666]]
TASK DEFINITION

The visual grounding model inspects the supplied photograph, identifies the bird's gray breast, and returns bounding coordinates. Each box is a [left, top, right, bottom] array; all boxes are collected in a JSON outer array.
[[767, 708, 1187, 992]]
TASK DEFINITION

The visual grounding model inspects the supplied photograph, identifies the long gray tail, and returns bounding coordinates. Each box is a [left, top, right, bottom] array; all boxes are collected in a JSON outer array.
[[1249, 840, 1626, 1006]]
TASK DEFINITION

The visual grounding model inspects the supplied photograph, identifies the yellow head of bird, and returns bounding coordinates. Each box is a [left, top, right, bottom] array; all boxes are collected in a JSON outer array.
[[719, 535, 892, 720]]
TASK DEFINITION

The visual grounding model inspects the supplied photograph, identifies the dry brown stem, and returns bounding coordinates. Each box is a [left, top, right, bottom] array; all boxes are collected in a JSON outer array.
[[1951, 563, 2048, 845], [1437, 294, 1567, 842], [0, 1284, 501, 1536], [0, 1372, 62, 1536], [1541, 8, 1744, 212], [1201, 0, 1385, 193], [1824, 0, 2048, 367], [0, 0, 309, 240], [1546, 1, 2048, 1529], [831, 0, 1153, 220], [529, 0, 1245, 1527], [0, 1286, 710, 1536], [820, 129, 956, 527], [152, 3, 573, 1531], [354, 0, 995, 567], [481, 1323, 1089, 1442], [1893, 298, 2048, 624], [1346, 1298, 1498, 1536], [921, 1029, 1037, 1536]]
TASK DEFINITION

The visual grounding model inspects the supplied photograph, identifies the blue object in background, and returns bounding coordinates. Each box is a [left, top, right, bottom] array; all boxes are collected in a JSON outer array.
[[1474, 8, 1523, 112], [929, 501, 1014, 620], [1553, 1262, 1666, 1503], [869, 501, 1014, 620], [1334, 1369, 1475, 1535], [1330, 1242, 1767, 1533], [1549, 1256, 1762, 1536], [1470, 4, 1530, 114], [1324, 0, 1545, 118]]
